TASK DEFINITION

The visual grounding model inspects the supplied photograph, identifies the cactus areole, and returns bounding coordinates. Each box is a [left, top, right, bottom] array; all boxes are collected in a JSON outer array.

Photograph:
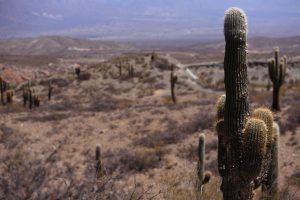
[[222, 7, 253, 200]]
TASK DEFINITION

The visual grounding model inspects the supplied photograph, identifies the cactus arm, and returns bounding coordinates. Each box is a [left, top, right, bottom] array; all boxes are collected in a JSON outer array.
[[262, 122, 279, 200], [95, 144, 103, 178], [274, 48, 280, 83], [268, 59, 275, 83], [252, 108, 274, 148], [240, 119, 267, 181], [216, 119, 227, 177]]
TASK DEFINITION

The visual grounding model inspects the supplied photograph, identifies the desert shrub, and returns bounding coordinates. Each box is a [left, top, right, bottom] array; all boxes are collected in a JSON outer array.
[[279, 104, 300, 134], [46, 78, 71, 87], [177, 138, 217, 162], [104, 148, 161, 174], [287, 170, 300, 186], [78, 72, 91, 81], [136, 112, 214, 148], [159, 170, 222, 200], [16, 113, 71, 122], [88, 99, 118, 112], [154, 58, 171, 71], [0, 124, 23, 149], [0, 148, 126, 200]]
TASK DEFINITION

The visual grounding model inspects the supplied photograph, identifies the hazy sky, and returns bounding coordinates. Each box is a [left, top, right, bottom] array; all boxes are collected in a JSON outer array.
[[0, 0, 299, 40]]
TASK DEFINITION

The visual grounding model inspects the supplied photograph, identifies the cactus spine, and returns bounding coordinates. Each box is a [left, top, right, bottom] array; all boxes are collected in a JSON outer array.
[[268, 48, 286, 111], [217, 7, 273, 200], [95, 144, 103, 178], [262, 122, 279, 200], [170, 65, 177, 103], [197, 134, 211, 192]]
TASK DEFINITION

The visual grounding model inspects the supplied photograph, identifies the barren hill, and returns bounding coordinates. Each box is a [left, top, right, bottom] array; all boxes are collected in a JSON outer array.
[[0, 36, 136, 56]]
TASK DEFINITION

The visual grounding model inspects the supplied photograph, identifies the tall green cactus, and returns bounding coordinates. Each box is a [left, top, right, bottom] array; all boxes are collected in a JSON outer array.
[[216, 7, 274, 200], [170, 64, 177, 103], [197, 133, 211, 192], [95, 144, 103, 178], [262, 122, 279, 200], [268, 48, 287, 111]]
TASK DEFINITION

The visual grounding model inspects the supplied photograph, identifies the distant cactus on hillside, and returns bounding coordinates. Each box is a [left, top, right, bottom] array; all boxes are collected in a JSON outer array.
[[48, 81, 53, 100], [95, 144, 103, 178], [268, 48, 287, 111], [151, 51, 157, 63], [170, 64, 177, 103], [75, 67, 81, 77]]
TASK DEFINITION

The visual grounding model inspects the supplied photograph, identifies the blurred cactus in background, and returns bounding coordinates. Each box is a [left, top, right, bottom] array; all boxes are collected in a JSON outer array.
[[48, 81, 53, 100], [95, 144, 103, 178], [268, 47, 287, 111], [75, 67, 81, 77], [170, 64, 177, 103]]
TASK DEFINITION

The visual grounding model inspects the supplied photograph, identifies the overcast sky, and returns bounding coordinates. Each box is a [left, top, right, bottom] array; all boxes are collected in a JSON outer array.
[[0, 0, 299, 40]]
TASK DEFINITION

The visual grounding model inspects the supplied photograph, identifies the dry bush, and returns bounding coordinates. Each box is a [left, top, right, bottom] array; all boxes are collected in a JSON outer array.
[[39, 77, 71, 88], [178, 138, 217, 162], [136, 112, 214, 148], [16, 113, 71, 122], [287, 170, 300, 186], [49, 101, 78, 111], [0, 148, 127, 200], [154, 58, 171, 71], [88, 99, 118, 112], [279, 105, 300, 134], [159, 170, 222, 200], [104, 147, 161, 175], [78, 72, 91, 81]]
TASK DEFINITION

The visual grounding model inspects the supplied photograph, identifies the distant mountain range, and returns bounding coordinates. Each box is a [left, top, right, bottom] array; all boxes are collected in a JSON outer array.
[[0, 36, 136, 56], [0, 35, 299, 57]]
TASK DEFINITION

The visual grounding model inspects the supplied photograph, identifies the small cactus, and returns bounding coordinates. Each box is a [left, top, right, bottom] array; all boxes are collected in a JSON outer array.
[[29, 89, 33, 109], [6, 90, 14, 104], [95, 144, 103, 178], [268, 47, 287, 111], [197, 133, 211, 192], [170, 65, 178, 103], [262, 122, 279, 200], [151, 51, 157, 63], [75, 67, 81, 77], [0, 78, 7, 105], [48, 81, 53, 100], [33, 95, 40, 107], [23, 87, 28, 107], [128, 64, 134, 77]]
